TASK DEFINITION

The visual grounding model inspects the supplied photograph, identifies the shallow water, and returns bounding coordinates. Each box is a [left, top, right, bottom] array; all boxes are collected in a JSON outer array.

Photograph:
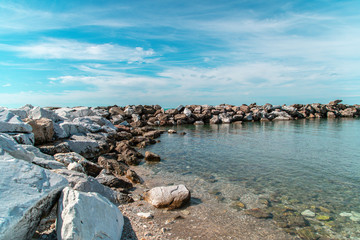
[[140, 119, 360, 239]]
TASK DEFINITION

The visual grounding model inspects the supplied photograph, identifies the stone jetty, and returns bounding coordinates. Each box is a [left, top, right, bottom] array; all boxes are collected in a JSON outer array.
[[0, 100, 358, 239]]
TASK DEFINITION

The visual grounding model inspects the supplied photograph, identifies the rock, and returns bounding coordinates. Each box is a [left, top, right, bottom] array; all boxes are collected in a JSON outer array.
[[209, 115, 220, 124], [25, 118, 54, 145], [126, 169, 142, 184], [0, 109, 32, 133], [145, 185, 191, 209], [350, 211, 360, 222], [301, 210, 316, 217], [66, 135, 108, 159], [0, 133, 33, 161], [53, 169, 132, 204], [329, 99, 342, 106], [145, 151, 161, 162], [296, 227, 318, 240], [0, 155, 68, 240], [55, 107, 95, 121], [194, 120, 204, 125], [219, 113, 231, 124], [316, 215, 331, 221], [73, 116, 117, 133], [57, 187, 124, 240], [67, 162, 86, 173], [58, 122, 88, 138], [183, 108, 192, 117], [339, 212, 352, 217], [54, 152, 102, 177], [9, 132, 35, 145], [98, 154, 129, 177], [244, 208, 273, 219], [23, 145, 65, 170], [143, 130, 161, 139], [28, 107, 63, 122], [96, 170, 133, 189], [137, 212, 153, 219], [168, 129, 177, 134]]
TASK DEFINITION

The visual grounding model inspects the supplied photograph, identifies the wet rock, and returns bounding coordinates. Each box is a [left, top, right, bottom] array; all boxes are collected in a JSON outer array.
[[57, 187, 124, 240], [296, 227, 318, 240], [0, 155, 68, 240], [244, 208, 273, 219], [301, 210, 316, 217], [126, 169, 142, 184], [168, 129, 177, 134], [194, 120, 204, 125], [209, 115, 220, 124], [316, 215, 331, 221], [145, 184, 191, 209], [145, 151, 161, 162]]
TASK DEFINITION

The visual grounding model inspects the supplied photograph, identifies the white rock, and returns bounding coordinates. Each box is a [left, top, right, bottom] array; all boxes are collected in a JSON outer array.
[[0, 155, 68, 240], [55, 107, 95, 121], [73, 116, 116, 133], [8, 109, 28, 119], [168, 129, 177, 134], [54, 152, 86, 166], [8, 132, 35, 145], [339, 212, 353, 217], [57, 187, 124, 240], [350, 211, 360, 221], [145, 184, 191, 209], [137, 212, 154, 219], [301, 210, 315, 217], [53, 169, 131, 204], [67, 162, 86, 173], [0, 109, 32, 133], [65, 136, 104, 159], [59, 122, 88, 138], [183, 108, 192, 117], [28, 106, 63, 122], [0, 133, 33, 161]]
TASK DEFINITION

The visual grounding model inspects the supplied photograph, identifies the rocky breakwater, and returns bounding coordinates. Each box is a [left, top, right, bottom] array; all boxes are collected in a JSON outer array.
[[0, 104, 171, 239]]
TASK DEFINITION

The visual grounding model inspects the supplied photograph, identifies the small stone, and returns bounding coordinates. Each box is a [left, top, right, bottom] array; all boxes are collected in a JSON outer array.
[[296, 227, 318, 240], [316, 215, 331, 221], [161, 227, 170, 233], [339, 212, 352, 217], [137, 212, 154, 219], [244, 208, 273, 219], [168, 129, 177, 134], [350, 212, 360, 222], [181, 210, 190, 215], [318, 206, 331, 213], [144, 151, 161, 162], [301, 210, 316, 218], [236, 201, 246, 209], [179, 132, 186, 135]]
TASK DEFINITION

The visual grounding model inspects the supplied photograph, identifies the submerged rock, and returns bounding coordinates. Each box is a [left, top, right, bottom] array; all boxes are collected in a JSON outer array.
[[145, 184, 191, 209], [144, 151, 161, 162], [244, 208, 273, 219], [57, 187, 124, 240]]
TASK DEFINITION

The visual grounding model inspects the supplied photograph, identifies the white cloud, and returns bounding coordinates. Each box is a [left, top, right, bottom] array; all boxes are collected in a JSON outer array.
[[4, 39, 155, 63], [2, 83, 11, 87]]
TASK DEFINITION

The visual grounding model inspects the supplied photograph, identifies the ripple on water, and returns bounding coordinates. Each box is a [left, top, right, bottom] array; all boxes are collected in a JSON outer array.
[[140, 118, 360, 239]]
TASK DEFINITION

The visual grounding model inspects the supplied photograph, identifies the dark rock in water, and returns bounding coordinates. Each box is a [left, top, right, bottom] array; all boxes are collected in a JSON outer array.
[[145, 151, 161, 162], [126, 169, 141, 184], [296, 227, 319, 240], [179, 132, 186, 135], [244, 208, 273, 219]]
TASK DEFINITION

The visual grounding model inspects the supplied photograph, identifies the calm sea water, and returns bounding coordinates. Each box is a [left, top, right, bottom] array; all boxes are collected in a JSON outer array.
[[141, 118, 360, 239]]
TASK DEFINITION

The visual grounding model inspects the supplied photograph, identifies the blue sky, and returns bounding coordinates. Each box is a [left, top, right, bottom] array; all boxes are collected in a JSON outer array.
[[1, 0, 360, 108]]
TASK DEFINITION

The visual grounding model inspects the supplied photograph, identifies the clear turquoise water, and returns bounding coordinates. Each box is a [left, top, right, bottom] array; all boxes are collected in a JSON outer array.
[[141, 118, 360, 238]]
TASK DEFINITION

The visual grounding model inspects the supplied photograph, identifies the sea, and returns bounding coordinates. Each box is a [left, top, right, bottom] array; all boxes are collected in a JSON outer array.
[[140, 118, 360, 239]]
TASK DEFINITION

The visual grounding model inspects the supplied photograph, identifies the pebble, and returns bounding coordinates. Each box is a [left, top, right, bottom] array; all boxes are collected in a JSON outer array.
[[137, 212, 154, 219], [168, 129, 177, 134], [301, 209, 315, 218], [339, 212, 352, 217]]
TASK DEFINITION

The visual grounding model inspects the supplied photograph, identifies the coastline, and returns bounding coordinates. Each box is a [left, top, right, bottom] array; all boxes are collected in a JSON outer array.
[[0, 100, 359, 240]]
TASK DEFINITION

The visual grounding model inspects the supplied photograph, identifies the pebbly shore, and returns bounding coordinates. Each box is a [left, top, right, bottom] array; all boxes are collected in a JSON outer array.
[[0, 100, 359, 240]]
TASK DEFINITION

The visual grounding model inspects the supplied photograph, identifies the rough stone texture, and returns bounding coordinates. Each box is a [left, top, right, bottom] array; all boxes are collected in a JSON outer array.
[[55, 107, 95, 121], [54, 152, 102, 176], [96, 170, 133, 189], [57, 187, 124, 240], [0, 154, 68, 240], [144, 151, 161, 162], [23, 145, 65, 170], [58, 122, 88, 138], [0, 109, 32, 133], [98, 154, 129, 177], [65, 135, 107, 159], [25, 118, 54, 145], [67, 162, 86, 173], [0, 133, 33, 161], [9, 132, 35, 145], [53, 169, 132, 204], [73, 116, 117, 133], [126, 169, 142, 184], [28, 107, 63, 122], [144, 185, 191, 209]]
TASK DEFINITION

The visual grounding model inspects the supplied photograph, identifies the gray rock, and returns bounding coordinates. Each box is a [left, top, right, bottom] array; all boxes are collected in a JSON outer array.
[[9, 132, 35, 145], [73, 116, 117, 133], [67, 162, 86, 173], [183, 108, 192, 117], [0, 154, 68, 240], [28, 107, 63, 122], [53, 169, 132, 204], [0, 109, 32, 133], [301, 210, 315, 218], [0, 133, 33, 161], [145, 184, 191, 209], [58, 121, 89, 138], [55, 107, 95, 121], [57, 187, 124, 240]]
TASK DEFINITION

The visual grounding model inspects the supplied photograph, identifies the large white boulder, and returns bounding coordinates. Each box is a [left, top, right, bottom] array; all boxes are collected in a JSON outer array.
[[23, 145, 65, 170], [0, 154, 68, 240], [53, 169, 132, 204], [57, 187, 124, 240], [58, 122, 88, 138], [8, 132, 35, 145], [55, 107, 95, 121], [73, 116, 117, 133], [28, 107, 63, 122], [145, 184, 191, 209], [0, 133, 33, 161], [0, 109, 32, 133]]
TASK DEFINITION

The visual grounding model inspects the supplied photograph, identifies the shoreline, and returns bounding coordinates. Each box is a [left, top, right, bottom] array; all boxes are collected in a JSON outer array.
[[0, 100, 359, 240]]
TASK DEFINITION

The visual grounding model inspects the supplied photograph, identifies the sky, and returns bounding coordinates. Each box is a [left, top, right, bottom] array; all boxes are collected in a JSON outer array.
[[1, 0, 360, 108]]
